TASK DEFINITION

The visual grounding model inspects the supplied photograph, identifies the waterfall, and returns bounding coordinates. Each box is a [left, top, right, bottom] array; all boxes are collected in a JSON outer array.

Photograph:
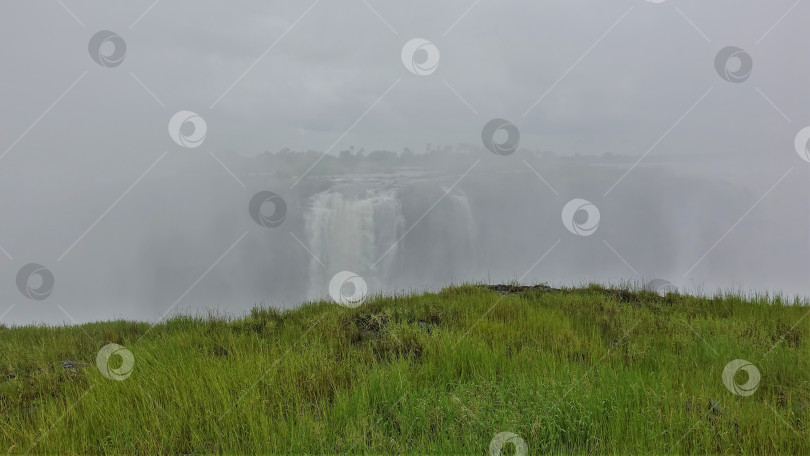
[[444, 186, 477, 257], [304, 186, 404, 299], [395, 185, 479, 285]]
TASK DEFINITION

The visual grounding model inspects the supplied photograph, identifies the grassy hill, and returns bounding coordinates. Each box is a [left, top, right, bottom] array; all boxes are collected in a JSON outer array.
[[1, 284, 808, 454]]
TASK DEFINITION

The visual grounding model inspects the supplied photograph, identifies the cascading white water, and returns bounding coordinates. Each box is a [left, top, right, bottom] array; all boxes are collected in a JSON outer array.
[[304, 186, 404, 299], [443, 187, 478, 257], [302, 181, 482, 300]]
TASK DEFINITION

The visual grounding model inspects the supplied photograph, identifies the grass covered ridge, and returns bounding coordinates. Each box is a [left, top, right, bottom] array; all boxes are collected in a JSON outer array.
[[1, 284, 808, 454]]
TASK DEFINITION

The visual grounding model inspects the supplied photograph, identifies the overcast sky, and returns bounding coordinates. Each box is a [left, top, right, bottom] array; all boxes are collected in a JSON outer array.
[[2, 1, 810, 324], [1, 0, 808, 161]]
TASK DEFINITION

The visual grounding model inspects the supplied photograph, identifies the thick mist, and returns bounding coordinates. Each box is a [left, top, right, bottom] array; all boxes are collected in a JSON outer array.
[[1, 1, 808, 324]]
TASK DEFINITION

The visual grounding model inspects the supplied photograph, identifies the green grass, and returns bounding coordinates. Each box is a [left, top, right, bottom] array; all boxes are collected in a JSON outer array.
[[1, 284, 808, 454]]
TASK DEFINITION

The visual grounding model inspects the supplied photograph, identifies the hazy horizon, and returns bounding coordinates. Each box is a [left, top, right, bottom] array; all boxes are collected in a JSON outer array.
[[2, 0, 809, 325]]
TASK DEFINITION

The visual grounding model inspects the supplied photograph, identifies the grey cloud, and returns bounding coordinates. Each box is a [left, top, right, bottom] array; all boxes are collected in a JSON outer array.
[[1, 0, 808, 324]]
